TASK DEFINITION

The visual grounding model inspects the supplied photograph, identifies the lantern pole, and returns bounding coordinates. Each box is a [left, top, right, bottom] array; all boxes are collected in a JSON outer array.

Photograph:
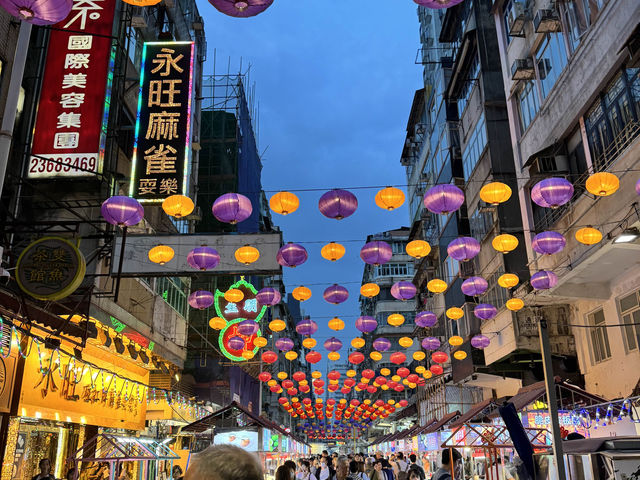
[[0, 21, 32, 200]]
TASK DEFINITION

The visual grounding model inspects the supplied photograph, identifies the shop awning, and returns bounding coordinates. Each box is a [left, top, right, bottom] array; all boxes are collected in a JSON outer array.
[[449, 398, 500, 427], [70, 434, 180, 462], [420, 410, 461, 434], [396, 424, 424, 440], [369, 433, 393, 446]]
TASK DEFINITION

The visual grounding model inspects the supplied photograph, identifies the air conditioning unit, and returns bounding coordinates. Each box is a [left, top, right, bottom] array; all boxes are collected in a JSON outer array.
[[534, 9, 562, 33], [130, 7, 147, 28], [511, 58, 535, 80], [507, 1, 527, 37]]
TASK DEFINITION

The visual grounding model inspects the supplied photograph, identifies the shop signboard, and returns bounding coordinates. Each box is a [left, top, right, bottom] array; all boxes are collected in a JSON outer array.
[[262, 428, 271, 452], [524, 410, 588, 439], [411, 435, 418, 451], [214, 430, 259, 451], [422, 432, 439, 451]]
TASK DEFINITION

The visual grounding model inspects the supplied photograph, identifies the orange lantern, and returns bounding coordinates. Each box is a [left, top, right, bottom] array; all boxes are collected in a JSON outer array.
[[575, 227, 602, 245], [311, 371, 322, 379], [327, 352, 340, 361], [346, 369, 357, 378], [585, 172, 619, 197], [387, 314, 405, 327], [446, 307, 464, 320], [302, 338, 317, 349], [224, 289, 244, 303], [269, 319, 286, 332], [406, 240, 431, 259], [398, 337, 413, 348], [375, 187, 405, 211], [453, 350, 467, 360], [162, 194, 194, 218], [427, 279, 447, 294], [449, 335, 463, 347], [148, 245, 174, 265], [492, 234, 519, 254], [269, 191, 300, 215], [277, 372, 288, 380], [254, 337, 268, 348], [292, 285, 312, 301], [479, 182, 512, 205], [285, 351, 298, 361], [351, 337, 365, 349], [370, 351, 382, 361], [321, 242, 345, 262], [413, 351, 426, 361], [242, 350, 255, 360], [380, 368, 391, 376], [209, 317, 226, 330], [506, 298, 525, 311], [498, 273, 519, 289], [328, 317, 345, 331], [360, 283, 380, 297], [235, 245, 260, 265], [415, 366, 426, 374]]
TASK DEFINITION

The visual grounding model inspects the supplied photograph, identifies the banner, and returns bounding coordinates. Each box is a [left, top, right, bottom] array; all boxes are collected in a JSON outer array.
[[29, 0, 116, 178], [130, 41, 195, 202]]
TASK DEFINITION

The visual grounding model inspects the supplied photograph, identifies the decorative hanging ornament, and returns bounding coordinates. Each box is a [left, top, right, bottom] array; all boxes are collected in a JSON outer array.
[[269, 319, 286, 332], [328, 317, 345, 331], [390, 352, 407, 365], [432, 351, 448, 364], [586, 172, 619, 197], [360, 283, 380, 297], [492, 234, 519, 254], [406, 239, 431, 258], [446, 307, 464, 320], [277, 243, 308, 267], [101, 196, 144, 226], [237, 319, 258, 336], [351, 337, 365, 349], [235, 245, 260, 265], [413, 0, 464, 9], [575, 227, 603, 245], [530, 270, 558, 290], [448, 237, 481, 261], [296, 319, 318, 336], [506, 298, 525, 311], [430, 364, 444, 375], [188, 290, 214, 309], [275, 337, 294, 352], [479, 182, 512, 205], [453, 350, 467, 361], [461, 277, 488, 296], [348, 352, 365, 365], [449, 336, 463, 347], [637, 179, 640, 195], [292, 286, 312, 301], [355, 316, 377, 333], [398, 337, 414, 348], [387, 314, 405, 327], [471, 335, 491, 349], [302, 338, 317, 349], [148, 245, 174, 265], [2, 0, 73, 23], [261, 350, 278, 364], [474, 303, 498, 320], [532, 231, 566, 255], [324, 337, 343, 352], [209, 0, 274, 18], [254, 337, 268, 347], [323, 284, 349, 304], [212, 193, 253, 224], [360, 241, 393, 265], [188, 246, 220, 271], [318, 189, 358, 220], [532, 178, 574, 208], [209, 316, 226, 330], [162, 195, 194, 218], [306, 351, 322, 364], [375, 186, 405, 211], [390, 281, 417, 300], [256, 287, 281, 306], [415, 311, 438, 328], [427, 279, 447, 293], [498, 273, 520, 288], [269, 191, 299, 215], [228, 336, 245, 351], [321, 242, 345, 262], [423, 184, 465, 214], [372, 337, 391, 352]]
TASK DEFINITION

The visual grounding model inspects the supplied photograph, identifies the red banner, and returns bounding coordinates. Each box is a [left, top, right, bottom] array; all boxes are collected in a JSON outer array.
[[28, 0, 116, 178]]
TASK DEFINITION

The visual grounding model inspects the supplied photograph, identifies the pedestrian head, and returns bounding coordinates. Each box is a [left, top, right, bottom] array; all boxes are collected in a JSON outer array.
[[409, 471, 420, 480], [39, 459, 51, 475], [276, 466, 291, 480], [374, 461, 383, 471], [441, 448, 462, 467], [184, 444, 263, 480], [173, 466, 183, 478], [66, 468, 76, 480], [397, 453, 403, 460], [349, 461, 359, 474]]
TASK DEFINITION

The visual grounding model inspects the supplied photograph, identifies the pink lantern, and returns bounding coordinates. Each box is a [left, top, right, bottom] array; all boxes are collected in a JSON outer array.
[[323, 284, 349, 304], [277, 243, 308, 267], [390, 281, 417, 300], [187, 246, 220, 271], [188, 290, 214, 309], [423, 184, 465, 214], [318, 189, 358, 220], [0, 0, 72, 25], [360, 241, 392, 265], [212, 193, 253, 224], [448, 237, 481, 262]]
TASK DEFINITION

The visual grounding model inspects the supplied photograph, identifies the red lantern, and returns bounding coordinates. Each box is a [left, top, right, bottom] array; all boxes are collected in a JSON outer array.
[[313, 379, 325, 388], [287, 388, 298, 396], [390, 352, 407, 365], [328, 384, 339, 392], [430, 364, 444, 375], [258, 372, 272, 382], [397, 367, 410, 378], [375, 399, 384, 407], [300, 385, 310, 393], [292, 371, 306, 382], [278, 397, 289, 405], [315, 388, 324, 395], [341, 387, 351, 394], [282, 380, 294, 389], [303, 398, 312, 405], [348, 352, 365, 365], [367, 385, 377, 393], [270, 386, 281, 393], [432, 351, 449, 364], [306, 351, 322, 364], [375, 376, 387, 385], [344, 378, 356, 387], [351, 399, 360, 407], [398, 399, 409, 407], [262, 351, 278, 364], [407, 374, 419, 384], [394, 385, 404, 392], [361, 369, 375, 379], [327, 370, 341, 381]]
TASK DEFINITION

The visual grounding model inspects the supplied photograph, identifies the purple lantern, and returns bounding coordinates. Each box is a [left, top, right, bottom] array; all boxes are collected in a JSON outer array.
[[101, 196, 144, 227], [355, 316, 377, 333], [324, 337, 343, 352], [1, 0, 72, 25], [360, 241, 392, 265], [256, 287, 281, 306], [187, 246, 220, 271], [277, 243, 308, 268], [275, 337, 294, 352], [188, 290, 214, 309], [212, 193, 253, 224], [471, 335, 491, 349], [421, 337, 441, 351], [209, 0, 273, 18], [296, 319, 318, 336], [390, 281, 417, 301], [423, 184, 465, 214], [532, 231, 566, 255], [636, 179, 640, 195], [237, 320, 259, 337], [415, 311, 438, 328], [323, 284, 349, 305], [461, 277, 489, 296], [414, 0, 464, 8], [531, 182, 551, 208], [228, 336, 245, 351], [318, 189, 358, 220], [447, 237, 481, 262], [530, 270, 558, 290], [532, 178, 574, 208], [372, 337, 391, 352], [474, 303, 498, 320]]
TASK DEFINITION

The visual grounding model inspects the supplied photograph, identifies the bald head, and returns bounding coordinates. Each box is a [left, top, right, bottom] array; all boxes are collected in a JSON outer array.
[[185, 445, 263, 480]]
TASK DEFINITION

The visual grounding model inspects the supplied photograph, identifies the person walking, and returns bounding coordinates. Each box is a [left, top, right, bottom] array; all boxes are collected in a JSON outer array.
[[407, 455, 424, 480], [32, 459, 56, 480], [430, 449, 462, 480], [184, 444, 263, 480], [370, 461, 386, 480], [347, 461, 369, 480]]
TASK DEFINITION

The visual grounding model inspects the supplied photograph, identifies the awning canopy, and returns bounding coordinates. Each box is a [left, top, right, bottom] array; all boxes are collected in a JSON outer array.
[[421, 410, 461, 434], [440, 424, 552, 449], [449, 398, 500, 427], [70, 434, 180, 462]]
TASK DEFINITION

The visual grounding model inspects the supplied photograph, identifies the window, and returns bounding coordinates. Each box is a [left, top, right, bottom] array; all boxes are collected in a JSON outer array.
[[536, 34, 568, 99], [503, 0, 514, 45], [443, 256, 459, 284], [156, 277, 188, 318], [517, 81, 540, 133], [374, 263, 414, 277], [462, 114, 487, 180], [561, 0, 608, 53], [588, 308, 611, 364], [392, 241, 406, 254], [470, 207, 494, 242], [457, 53, 480, 117], [484, 271, 509, 310], [619, 290, 640, 352]]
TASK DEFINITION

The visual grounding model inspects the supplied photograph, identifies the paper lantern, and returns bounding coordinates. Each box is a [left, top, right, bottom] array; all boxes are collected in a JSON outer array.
[[188, 291, 214, 309], [351, 337, 365, 349], [101, 196, 144, 226], [586, 172, 619, 196], [254, 337, 268, 347], [432, 351, 448, 364], [209, 0, 274, 18], [532, 231, 566, 255], [360, 241, 393, 265], [446, 307, 464, 320], [148, 245, 174, 265], [406, 239, 431, 258], [256, 287, 281, 306], [355, 316, 377, 333], [324, 284, 349, 304], [461, 277, 488, 296], [373, 337, 391, 352], [348, 352, 365, 365], [212, 193, 253, 224], [235, 245, 260, 265], [390, 352, 407, 365], [291, 286, 311, 302], [474, 303, 498, 320], [269, 191, 299, 215], [293, 371, 306, 382], [162, 195, 194, 218], [296, 319, 318, 335], [380, 368, 391, 376], [328, 317, 345, 331], [531, 182, 551, 208], [575, 227, 602, 245], [375, 187, 405, 210], [360, 283, 380, 297], [506, 298, 525, 311], [324, 337, 343, 352], [532, 178, 574, 208], [531, 270, 558, 290], [370, 351, 383, 361], [312, 371, 323, 379], [449, 335, 463, 347], [321, 242, 345, 262], [318, 189, 358, 220], [228, 336, 245, 350], [398, 337, 414, 348], [209, 317, 226, 330], [188, 246, 220, 271], [479, 182, 512, 205], [414, 0, 464, 9], [637, 178, 640, 195], [413, 351, 426, 361], [492, 234, 519, 254], [258, 372, 271, 382], [471, 335, 491, 349], [346, 369, 357, 377], [262, 351, 278, 364], [302, 338, 317, 349], [306, 351, 322, 364], [423, 184, 465, 214], [237, 320, 259, 336], [415, 311, 438, 328], [422, 337, 441, 350], [224, 288, 244, 303], [275, 338, 294, 352], [390, 281, 417, 300], [269, 319, 286, 332], [498, 273, 520, 289], [448, 236, 481, 261], [427, 279, 447, 293], [453, 351, 467, 361], [277, 243, 308, 268], [387, 313, 405, 327]]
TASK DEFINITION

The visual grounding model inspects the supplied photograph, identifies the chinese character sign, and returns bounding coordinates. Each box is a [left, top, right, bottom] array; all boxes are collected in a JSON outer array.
[[29, 0, 116, 178], [130, 42, 195, 202]]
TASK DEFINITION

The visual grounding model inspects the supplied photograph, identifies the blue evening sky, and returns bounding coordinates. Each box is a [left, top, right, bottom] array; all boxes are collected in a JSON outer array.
[[203, 2, 423, 364]]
